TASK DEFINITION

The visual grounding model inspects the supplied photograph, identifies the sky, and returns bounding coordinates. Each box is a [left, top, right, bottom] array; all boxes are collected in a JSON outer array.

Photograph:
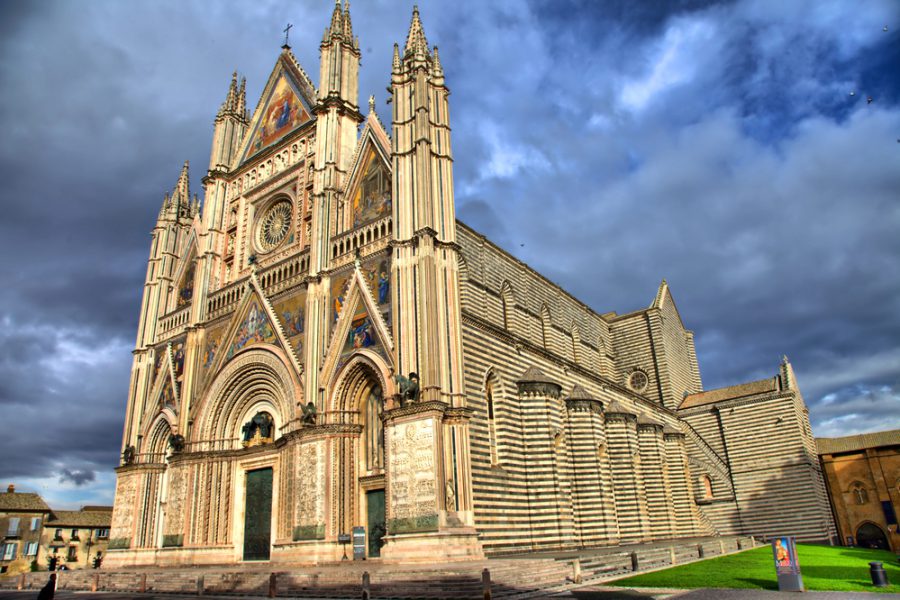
[[0, 0, 898, 509]]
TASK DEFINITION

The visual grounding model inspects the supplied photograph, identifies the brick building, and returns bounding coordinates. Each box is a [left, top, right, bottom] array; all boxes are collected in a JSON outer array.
[[818, 430, 900, 551]]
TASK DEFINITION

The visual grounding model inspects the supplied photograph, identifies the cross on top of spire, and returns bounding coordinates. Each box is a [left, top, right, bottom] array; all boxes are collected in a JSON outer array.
[[283, 23, 293, 49]]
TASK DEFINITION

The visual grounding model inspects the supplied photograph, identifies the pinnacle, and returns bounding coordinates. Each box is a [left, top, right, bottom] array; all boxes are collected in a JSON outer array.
[[404, 5, 430, 57]]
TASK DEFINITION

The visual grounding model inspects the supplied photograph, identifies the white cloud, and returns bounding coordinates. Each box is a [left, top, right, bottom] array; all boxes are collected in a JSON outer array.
[[619, 17, 717, 113]]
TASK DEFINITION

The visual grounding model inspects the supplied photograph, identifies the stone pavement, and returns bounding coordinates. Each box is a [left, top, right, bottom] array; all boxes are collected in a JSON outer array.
[[1, 588, 899, 600]]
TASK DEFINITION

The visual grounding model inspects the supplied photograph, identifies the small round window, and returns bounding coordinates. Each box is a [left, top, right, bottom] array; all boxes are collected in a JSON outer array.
[[628, 370, 649, 393], [256, 200, 292, 252]]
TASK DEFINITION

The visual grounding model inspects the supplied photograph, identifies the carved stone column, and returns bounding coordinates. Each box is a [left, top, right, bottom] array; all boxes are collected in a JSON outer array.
[[380, 401, 483, 561]]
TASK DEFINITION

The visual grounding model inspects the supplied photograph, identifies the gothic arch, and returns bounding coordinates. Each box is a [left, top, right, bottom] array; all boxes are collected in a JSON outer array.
[[540, 304, 552, 350], [146, 416, 173, 456], [500, 281, 514, 331], [328, 351, 393, 415], [192, 347, 298, 445], [855, 521, 889, 550]]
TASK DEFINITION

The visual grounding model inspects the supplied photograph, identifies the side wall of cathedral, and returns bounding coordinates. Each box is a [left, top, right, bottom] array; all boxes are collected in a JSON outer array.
[[456, 224, 724, 554]]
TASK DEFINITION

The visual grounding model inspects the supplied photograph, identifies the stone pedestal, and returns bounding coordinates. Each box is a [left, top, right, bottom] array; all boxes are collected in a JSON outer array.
[[380, 401, 484, 562]]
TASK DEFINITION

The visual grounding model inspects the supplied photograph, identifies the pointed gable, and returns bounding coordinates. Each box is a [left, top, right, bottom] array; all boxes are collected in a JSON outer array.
[[341, 111, 392, 233], [236, 52, 317, 166], [223, 295, 279, 362]]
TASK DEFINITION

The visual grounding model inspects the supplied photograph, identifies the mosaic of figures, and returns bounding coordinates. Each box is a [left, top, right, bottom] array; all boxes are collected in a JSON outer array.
[[172, 337, 186, 387], [152, 345, 168, 390], [352, 149, 391, 228], [388, 420, 436, 520], [226, 300, 277, 361], [248, 74, 310, 158], [273, 287, 306, 356], [331, 254, 391, 326], [176, 258, 196, 307], [159, 380, 176, 410], [202, 320, 228, 373]]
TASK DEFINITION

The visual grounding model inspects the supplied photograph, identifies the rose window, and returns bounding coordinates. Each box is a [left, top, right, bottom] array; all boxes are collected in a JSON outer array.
[[257, 200, 292, 252]]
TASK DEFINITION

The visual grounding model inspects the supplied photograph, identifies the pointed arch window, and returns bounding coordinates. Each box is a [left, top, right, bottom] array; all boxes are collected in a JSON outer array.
[[850, 481, 869, 505], [540, 304, 551, 350], [500, 282, 513, 331], [486, 375, 499, 466], [571, 323, 581, 365], [700, 474, 713, 499]]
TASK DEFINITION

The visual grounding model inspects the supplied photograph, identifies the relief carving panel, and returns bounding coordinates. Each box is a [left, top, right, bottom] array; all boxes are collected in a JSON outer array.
[[388, 419, 438, 533]]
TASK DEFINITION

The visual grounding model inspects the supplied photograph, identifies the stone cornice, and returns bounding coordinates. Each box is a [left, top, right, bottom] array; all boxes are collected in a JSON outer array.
[[565, 398, 603, 414], [384, 400, 448, 423], [461, 311, 674, 418]]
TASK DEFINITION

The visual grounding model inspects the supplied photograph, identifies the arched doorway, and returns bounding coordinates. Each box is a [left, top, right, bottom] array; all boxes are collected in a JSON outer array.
[[335, 360, 388, 558], [855, 522, 889, 550]]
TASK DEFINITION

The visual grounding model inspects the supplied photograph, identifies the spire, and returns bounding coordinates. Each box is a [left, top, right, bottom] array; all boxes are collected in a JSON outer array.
[[432, 45, 444, 78], [342, 1, 354, 40], [404, 5, 430, 58], [237, 76, 247, 118], [329, 0, 343, 39], [218, 71, 239, 117], [392, 43, 401, 74]]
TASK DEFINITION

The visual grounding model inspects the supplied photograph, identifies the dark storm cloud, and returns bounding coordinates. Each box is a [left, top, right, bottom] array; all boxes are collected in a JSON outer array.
[[60, 469, 97, 487], [0, 0, 898, 506]]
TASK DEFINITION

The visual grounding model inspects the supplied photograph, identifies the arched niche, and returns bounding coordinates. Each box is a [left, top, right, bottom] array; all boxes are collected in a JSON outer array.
[[192, 348, 298, 448]]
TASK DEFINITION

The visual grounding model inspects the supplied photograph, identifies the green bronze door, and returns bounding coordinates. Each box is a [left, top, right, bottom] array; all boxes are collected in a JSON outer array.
[[243, 468, 273, 561], [366, 489, 386, 558]]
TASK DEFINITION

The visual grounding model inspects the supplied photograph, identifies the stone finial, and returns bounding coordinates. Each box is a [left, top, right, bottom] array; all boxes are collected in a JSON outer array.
[[432, 46, 444, 77], [368, 95, 376, 113], [6, 484, 14, 494]]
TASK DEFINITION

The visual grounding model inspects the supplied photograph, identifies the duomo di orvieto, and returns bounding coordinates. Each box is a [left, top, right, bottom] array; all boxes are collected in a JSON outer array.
[[109, 3, 836, 566]]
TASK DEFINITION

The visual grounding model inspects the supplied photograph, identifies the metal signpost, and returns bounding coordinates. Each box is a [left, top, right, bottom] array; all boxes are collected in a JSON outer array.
[[353, 526, 366, 560], [771, 536, 804, 592], [338, 533, 351, 561]]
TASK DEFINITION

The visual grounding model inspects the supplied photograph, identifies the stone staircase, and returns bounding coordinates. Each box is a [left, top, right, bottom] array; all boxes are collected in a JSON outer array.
[[0, 535, 758, 599]]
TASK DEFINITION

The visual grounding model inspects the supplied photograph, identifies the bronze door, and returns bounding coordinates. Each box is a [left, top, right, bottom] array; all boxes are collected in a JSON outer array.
[[243, 468, 273, 561]]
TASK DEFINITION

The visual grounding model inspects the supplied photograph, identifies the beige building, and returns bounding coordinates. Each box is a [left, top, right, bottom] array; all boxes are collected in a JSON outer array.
[[0, 486, 50, 575], [818, 430, 900, 551], [42, 507, 112, 570], [109, 4, 835, 567]]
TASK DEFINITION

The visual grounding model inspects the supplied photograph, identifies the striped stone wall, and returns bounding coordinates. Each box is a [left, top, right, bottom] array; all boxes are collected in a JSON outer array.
[[679, 391, 836, 542]]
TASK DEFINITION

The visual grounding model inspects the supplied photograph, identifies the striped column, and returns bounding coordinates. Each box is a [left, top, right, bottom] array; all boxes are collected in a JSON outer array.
[[516, 367, 574, 550], [564, 385, 618, 546], [637, 415, 674, 540], [604, 401, 649, 543]]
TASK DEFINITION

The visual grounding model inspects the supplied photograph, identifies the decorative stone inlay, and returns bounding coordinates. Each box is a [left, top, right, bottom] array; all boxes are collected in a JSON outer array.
[[296, 441, 326, 529], [109, 474, 138, 549]]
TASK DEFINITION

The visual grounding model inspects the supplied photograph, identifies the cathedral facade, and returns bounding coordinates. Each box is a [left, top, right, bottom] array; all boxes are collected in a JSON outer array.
[[108, 4, 835, 566]]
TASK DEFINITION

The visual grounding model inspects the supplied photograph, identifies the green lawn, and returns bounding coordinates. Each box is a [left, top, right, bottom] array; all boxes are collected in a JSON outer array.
[[611, 544, 900, 593]]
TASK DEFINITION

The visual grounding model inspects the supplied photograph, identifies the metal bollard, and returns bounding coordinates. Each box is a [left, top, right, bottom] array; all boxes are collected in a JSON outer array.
[[140, 573, 147, 593], [869, 562, 889, 587], [572, 559, 582, 584], [92, 573, 99, 592], [268, 572, 277, 598], [697, 543, 704, 558], [361, 571, 370, 600], [482, 567, 491, 600], [630, 551, 639, 571], [197, 575, 205, 596], [17, 573, 25, 590]]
